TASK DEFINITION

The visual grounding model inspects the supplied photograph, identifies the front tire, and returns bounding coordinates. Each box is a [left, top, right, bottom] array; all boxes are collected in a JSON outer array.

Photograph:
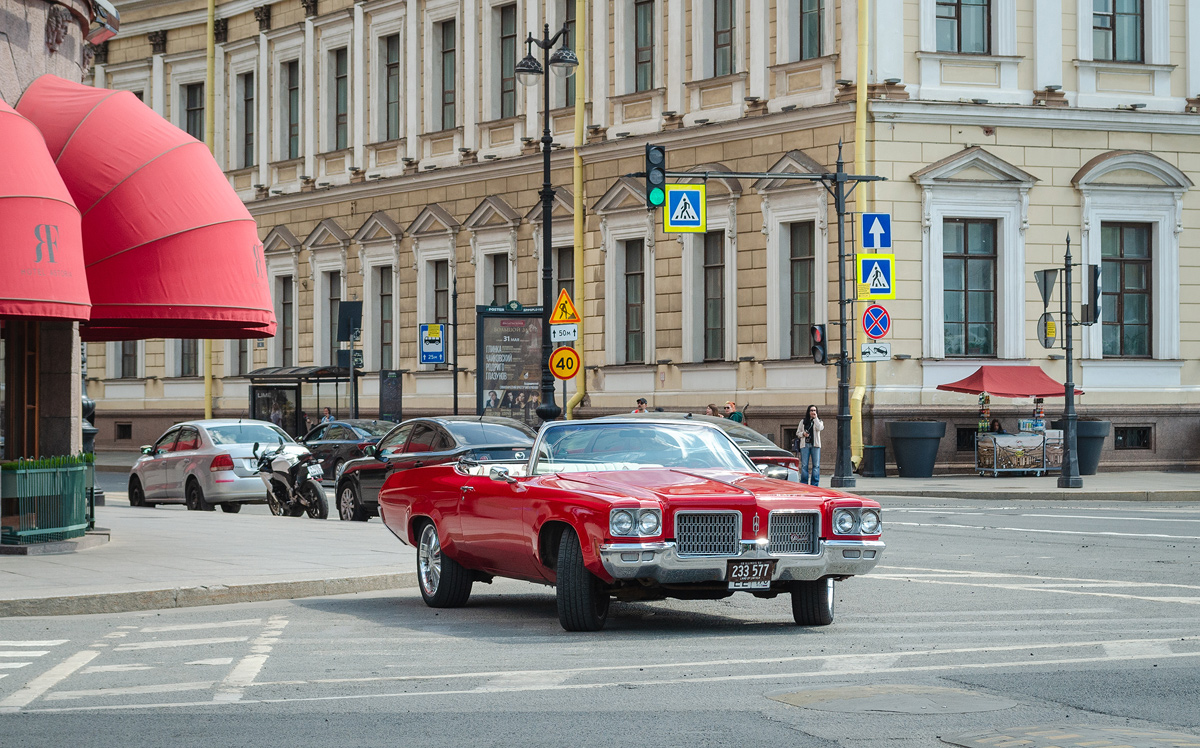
[[417, 522, 472, 608], [128, 477, 146, 507], [337, 482, 368, 522], [185, 480, 212, 511], [266, 485, 288, 516], [556, 527, 610, 632], [302, 480, 328, 519], [790, 577, 835, 626], [220, 502, 242, 513]]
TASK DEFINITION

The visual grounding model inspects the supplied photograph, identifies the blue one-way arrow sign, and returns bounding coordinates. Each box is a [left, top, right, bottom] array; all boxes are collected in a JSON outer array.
[[862, 212, 892, 249]]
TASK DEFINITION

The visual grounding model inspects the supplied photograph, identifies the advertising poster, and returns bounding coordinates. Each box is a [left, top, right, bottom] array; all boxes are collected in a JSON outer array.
[[477, 305, 543, 430]]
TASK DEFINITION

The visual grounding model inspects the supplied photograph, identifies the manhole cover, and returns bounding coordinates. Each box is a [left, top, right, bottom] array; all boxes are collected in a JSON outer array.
[[943, 725, 1200, 748], [767, 685, 1017, 714]]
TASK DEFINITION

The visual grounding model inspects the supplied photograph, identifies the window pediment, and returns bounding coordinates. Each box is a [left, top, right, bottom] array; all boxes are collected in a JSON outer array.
[[593, 177, 647, 213], [352, 211, 403, 244], [303, 218, 351, 249], [754, 150, 828, 191], [407, 203, 461, 236], [912, 146, 1038, 187], [1073, 150, 1192, 191], [525, 188, 574, 223], [673, 163, 743, 198], [262, 225, 300, 255], [464, 196, 521, 230]]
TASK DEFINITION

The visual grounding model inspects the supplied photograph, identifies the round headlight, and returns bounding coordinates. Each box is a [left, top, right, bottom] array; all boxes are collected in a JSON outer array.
[[611, 510, 634, 535], [637, 510, 661, 535], [833, 509, 857, 534], [859, 509, 881, 534]]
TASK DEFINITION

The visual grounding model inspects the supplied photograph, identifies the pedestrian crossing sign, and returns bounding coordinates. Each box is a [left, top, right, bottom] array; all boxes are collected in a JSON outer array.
[[856, 253, 896, 300], [663, 184, 706, 233]]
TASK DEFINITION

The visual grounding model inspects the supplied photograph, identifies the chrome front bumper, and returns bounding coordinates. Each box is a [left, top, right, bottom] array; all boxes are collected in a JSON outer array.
[[597, 539, 885, 584]]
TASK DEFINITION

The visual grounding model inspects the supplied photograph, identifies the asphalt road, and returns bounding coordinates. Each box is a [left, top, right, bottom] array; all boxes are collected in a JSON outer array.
[[2, 497, 1198, 747]]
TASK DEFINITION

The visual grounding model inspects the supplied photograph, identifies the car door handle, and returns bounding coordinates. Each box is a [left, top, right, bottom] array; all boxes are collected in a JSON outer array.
[[413, 461, 423, 468], [460, 485, 474, 500]]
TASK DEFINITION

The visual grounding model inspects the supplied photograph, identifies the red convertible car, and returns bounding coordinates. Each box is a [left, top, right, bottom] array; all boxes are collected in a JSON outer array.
[[379, 419, 884, 631]]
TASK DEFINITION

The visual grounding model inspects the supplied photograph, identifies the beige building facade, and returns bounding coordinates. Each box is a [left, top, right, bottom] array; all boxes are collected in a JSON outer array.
[[88, 0, 1200, 471]]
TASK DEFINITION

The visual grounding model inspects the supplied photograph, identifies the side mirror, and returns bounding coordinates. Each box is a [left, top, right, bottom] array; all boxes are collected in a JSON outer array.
[[140, 445, 153, 456], [363, 444, 377, 457], [489, 466, 517, 484], [762, 465, 790, 481], [252, 442, 259, 457]]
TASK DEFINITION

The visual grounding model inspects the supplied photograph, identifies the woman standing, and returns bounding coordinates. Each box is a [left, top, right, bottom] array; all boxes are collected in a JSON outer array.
[[797, 405, 824, 486]]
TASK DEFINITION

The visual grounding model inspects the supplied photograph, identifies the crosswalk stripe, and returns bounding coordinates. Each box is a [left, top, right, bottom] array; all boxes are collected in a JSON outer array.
[[0, 641, 68, 647], [0, 652, 49, 658], [115, 637, 249, 651], [0, 663, 33, 670]]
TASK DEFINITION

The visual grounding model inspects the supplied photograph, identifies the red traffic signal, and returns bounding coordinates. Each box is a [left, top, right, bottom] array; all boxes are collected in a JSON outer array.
[[810, 324, 827, 365]]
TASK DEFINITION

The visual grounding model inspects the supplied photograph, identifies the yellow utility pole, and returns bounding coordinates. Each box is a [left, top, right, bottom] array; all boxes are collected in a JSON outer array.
[[849, 0, 870, 467], [202, 0, 216, 419], [565, 0, 587, 419]]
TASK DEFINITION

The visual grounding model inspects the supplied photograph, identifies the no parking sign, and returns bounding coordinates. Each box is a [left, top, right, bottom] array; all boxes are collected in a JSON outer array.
[[862, 304, 891, 340]]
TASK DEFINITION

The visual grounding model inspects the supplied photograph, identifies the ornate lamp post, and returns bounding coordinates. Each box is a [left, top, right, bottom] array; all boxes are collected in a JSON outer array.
[[516, 24, 578, 424]]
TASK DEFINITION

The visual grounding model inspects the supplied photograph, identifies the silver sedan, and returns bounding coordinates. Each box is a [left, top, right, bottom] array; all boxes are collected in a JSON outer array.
[[128, 419, 293, 512]]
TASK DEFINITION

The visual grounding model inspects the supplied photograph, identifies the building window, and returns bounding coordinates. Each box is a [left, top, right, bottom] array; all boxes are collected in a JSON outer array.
[[230, 339, 250, 377], [119, 341, 138, 378], [285, 60, 300, 159], [713, 0, 735, 77], [132, 90, 144, 101], [499, 5, 518, 119], [943, 218, 997, 357], [384, 34, 401, 141], [956, 426, 978, 451], [797, 0, 823, 60], [438, 19, 457, 131], [703, 231, 724, 361], [433, 260, 450, 325], [556, 246, 574, 299], [180, 339, 199, 377], [624, 239, 645, 363], [635, 0, 655, 91], [279, 276, 294, 367], [490, 254, 509, 306], [327, 271, 341, 366], [789, 222, 814, 358], [562, 0, 577, 103], [115, 423, 133, 441], [240, 72, 255, 168], [378, 266, 393, 370], [1101, 222, 1151, 358], [184, 82, 204, 140], [1093, 0, 1143, 62], [1114, 425, 1151, 450], [936, 0, 990, 54], [332, 48, 349, 150]]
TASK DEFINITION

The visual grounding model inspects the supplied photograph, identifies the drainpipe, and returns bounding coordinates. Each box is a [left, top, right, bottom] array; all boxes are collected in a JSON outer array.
[[203, 0, 216, 419], [849, 0, 870, 467], [565, 0, 587, 419]]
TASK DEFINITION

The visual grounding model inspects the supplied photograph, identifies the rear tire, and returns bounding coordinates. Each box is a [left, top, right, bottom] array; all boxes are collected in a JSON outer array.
[[416, 522, 472, 608], [185, 480, 212, 511], [220, 502, 242, 513], [128, 477, 146, 507], [556, 527, 610, 632], [790, 577, 835, 626], [302, 480, 328, 519], [337, 482, 368, 522]]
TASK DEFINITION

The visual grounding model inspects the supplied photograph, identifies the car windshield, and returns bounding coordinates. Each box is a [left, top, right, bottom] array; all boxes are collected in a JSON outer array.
[[207, 423, 294, 446], [717, 419, 775, 446], [448, 421, 537, 446], [352, 422, 395, 437], [531, 422, 756, 474]]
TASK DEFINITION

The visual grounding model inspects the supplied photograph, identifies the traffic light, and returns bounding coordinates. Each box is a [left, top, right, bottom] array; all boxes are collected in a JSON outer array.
[[645, 144, 666, 209], [810, 324, 827, 365], [1083, 264, 1101, 325]]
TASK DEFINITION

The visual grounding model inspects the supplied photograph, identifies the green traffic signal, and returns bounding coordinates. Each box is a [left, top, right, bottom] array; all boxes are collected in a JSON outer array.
[[649, 187, 665, 206], [645, 143, 667, 210]]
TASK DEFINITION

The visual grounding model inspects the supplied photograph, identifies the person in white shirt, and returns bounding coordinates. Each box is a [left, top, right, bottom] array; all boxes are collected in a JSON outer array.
[[796, 405, 824, 486]]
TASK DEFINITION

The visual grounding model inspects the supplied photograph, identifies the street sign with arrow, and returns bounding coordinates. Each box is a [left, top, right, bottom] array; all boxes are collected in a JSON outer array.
[[861, 212, 892, 249]]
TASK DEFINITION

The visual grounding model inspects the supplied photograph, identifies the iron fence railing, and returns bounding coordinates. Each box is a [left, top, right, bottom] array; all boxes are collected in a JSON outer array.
[[1, 454, 92, 545]]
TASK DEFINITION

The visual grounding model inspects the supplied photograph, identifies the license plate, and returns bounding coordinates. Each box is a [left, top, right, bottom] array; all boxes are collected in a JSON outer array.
[[726, 559, 776, 590], [307, 465, 324, 478]]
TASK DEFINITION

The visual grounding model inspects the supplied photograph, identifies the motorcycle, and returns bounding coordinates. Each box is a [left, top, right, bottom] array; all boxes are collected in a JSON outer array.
[[252, 440, 329, 519]]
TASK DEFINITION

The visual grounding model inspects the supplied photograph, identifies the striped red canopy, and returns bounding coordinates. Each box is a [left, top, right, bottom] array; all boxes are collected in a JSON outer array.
[[16, 75, 274, 340], [0, 98, 90, 320]]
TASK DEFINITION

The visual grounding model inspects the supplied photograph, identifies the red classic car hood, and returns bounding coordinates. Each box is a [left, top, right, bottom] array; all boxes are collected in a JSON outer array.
[[547, 468, 849, 505]]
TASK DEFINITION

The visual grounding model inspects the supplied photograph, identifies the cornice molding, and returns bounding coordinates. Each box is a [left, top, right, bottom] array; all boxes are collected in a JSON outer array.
[[872, 100, 1200, 135]]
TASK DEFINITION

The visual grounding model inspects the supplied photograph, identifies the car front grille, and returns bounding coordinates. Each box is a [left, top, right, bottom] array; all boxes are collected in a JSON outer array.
[[768, 512, 818, 555], [675, 512, 741, 557]]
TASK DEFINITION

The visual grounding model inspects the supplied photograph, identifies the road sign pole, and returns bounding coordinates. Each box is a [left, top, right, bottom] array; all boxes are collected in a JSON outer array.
[[831, 145, 855, 489]]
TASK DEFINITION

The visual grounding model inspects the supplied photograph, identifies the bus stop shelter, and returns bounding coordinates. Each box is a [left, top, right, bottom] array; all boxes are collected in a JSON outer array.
[[246, 366, 351, 437]]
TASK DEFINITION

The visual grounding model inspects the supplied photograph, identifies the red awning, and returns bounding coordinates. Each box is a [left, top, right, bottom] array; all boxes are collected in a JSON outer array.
[[0, 99, 90, 320], [16, 75, 274, 340], [936, 365, 1081, 398]]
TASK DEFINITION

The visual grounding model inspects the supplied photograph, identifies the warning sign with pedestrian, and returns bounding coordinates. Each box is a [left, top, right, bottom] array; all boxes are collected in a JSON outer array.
[[856, 253, 896, 300], [663, 184, 706, 233]]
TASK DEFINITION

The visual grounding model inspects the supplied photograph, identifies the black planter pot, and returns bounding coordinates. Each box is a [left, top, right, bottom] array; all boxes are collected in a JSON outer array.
[[885, 421, 947, 478], [1051, 420, 1110, 476]]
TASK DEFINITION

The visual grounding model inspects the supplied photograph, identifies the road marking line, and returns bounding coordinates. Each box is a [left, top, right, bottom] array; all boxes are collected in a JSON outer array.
[[140, 619, 262, 634], [114, 637, 250, 651], [877, 565, 1200, 591], [472, 671, 572, 692], [1020, 513, 1200, 524], [0, 652, 49, 658], [0, 641, 68, 647], [0, 650, 99, 711], [888, 520, 1200, 541], [0, 663, 32, 670], [1103, 641, 1176, 658], [213, 616, 288, 703], [81, 664, 154, 674], [871, 575, 1200, 605], [186, 658, 234, 666], [44, 681, 216, 701]]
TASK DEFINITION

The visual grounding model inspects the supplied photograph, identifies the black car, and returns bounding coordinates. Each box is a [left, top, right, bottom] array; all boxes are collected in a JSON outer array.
[[300, 419, 396, 482], [334, 416, 536, 521]]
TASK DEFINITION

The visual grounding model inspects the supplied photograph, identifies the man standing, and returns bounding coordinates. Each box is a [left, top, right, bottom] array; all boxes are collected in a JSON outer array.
[[724, 401, 744, 423], [632, 397, 649, 413]]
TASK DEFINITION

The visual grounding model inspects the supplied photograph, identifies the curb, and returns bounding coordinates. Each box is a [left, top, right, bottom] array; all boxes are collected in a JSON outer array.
[[0, 572, 418, 618], [854, 488, 1200, 502]]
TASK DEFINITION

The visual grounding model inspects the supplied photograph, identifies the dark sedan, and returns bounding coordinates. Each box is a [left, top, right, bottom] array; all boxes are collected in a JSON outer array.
[[334, 416, 536, 521], [598, 412, 801, 480], [301, 419, 396, 482]]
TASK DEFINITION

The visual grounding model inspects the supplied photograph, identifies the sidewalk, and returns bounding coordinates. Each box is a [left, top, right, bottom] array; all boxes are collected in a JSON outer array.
[[0, 504, 416, 617], [851, 470, 1199, 502]]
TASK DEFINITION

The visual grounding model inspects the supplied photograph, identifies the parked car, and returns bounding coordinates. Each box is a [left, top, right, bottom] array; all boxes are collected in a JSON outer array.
[[377, 418, 884, 631], [598, 411, 801, 480], [129, 419, 294, 512], [334, 416, 536, 522], [300, 419, 396, 482]]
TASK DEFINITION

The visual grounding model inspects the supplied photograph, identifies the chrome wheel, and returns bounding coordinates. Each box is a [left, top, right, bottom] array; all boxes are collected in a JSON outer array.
[[418, 524, 442, 597], [338, 484, 365, 521]]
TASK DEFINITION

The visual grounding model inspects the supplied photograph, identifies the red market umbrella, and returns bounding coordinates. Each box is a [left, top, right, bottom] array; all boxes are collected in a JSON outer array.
[[936, 365, 1081, 398], [0, 98, 90, 320], [16, 75, 274, 340]]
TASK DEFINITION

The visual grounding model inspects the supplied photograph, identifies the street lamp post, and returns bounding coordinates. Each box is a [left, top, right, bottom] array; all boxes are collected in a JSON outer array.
[[517, 23, 578, 424]]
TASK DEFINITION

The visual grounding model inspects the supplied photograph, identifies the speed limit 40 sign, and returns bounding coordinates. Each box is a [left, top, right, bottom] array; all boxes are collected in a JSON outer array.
[[549, 346, 580, 380]]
